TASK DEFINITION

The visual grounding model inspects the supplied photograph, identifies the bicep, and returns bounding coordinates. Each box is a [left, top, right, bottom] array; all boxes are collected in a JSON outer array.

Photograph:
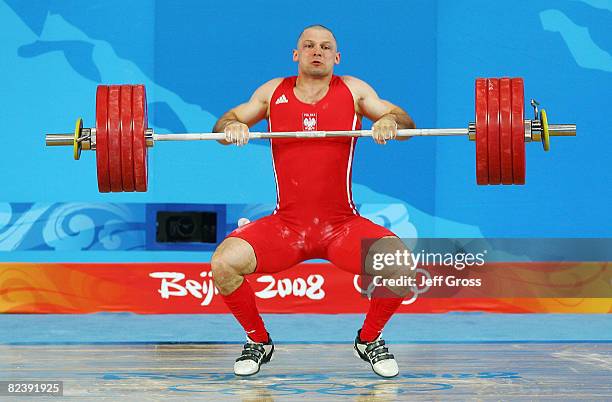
[[230, 98, 267, 127], [230, 95, 268, 127], [359, 97, 397, 121], [351, 78, 396, 121], [228, 78, 281, 127]]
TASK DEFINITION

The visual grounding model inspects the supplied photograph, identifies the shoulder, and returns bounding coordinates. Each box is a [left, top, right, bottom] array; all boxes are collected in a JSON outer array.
[[340, 75, 367, 86], [256, 77, 285, 96], [253, 77, 285, 104], [262, 77, 285, 89], [340, 75, 376, 99]]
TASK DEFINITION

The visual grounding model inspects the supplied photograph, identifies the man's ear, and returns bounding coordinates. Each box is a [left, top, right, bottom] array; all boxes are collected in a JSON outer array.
[[292, 49, 298, 62], [335, 52, 341, 65]]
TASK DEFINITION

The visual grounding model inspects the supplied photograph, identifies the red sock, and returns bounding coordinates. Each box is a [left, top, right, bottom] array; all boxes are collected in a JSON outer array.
[[359, 297, 404, 342], [220, 279, 269, 343]]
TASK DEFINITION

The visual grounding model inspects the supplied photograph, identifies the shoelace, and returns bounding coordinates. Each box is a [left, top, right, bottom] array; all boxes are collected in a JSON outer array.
[[236, 342, 265, 362], [364, 339, 394, 365]]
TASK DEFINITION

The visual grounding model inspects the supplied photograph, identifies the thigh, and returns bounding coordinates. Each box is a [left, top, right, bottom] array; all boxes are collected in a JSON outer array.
[[227, 214, 306, 274], [325, 216, 398, 275]]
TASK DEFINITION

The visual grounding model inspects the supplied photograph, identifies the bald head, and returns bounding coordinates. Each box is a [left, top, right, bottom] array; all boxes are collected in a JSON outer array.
[[297, 25, 337, 49]]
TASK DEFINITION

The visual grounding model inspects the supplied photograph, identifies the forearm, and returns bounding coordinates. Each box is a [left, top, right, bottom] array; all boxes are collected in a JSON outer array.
[[379, 106, 416, 141], [384, 108, 415, 141]]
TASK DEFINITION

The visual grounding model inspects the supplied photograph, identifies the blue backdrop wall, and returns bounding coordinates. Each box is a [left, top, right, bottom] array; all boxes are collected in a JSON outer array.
[[0, 0, 609, 263], [435, 0, 611, 237]]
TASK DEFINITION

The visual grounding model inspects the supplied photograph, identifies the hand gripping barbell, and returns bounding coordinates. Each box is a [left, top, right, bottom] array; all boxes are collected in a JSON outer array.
[[45, 78, 576, 192]]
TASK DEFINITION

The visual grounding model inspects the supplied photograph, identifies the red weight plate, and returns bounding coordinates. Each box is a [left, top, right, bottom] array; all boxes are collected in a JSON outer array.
[[132, 85, 148, 192], [95, 85, 111, 193], [475, 78, 488, 184], [120, 85, 135, 191], [486, 78, 501, 185], [107, 86, 123, 192], [499, 78, 513, 184], [511, 78, 525, 184]]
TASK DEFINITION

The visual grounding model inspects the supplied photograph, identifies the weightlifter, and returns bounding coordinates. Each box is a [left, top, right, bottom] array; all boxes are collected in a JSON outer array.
[[211, 24, 416, 377]]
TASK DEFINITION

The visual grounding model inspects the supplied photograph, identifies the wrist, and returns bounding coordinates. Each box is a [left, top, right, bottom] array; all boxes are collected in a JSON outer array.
[[222, 120, 240, 130], [380, 114, 398, 126]]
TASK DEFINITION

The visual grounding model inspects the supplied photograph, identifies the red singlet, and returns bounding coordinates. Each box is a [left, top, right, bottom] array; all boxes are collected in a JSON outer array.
[[268, 75, 360, 222], [228, 76, 395, 273]]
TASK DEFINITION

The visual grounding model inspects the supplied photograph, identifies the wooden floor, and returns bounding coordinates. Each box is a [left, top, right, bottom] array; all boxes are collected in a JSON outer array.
[[1, 343, 611, 400]]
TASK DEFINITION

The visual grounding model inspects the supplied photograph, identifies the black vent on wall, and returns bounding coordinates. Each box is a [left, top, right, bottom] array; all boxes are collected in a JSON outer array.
[[156, 211, 217, 243]]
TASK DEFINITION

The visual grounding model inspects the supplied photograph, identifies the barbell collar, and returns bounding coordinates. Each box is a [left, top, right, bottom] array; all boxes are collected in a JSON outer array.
[[146, 129, 155, 147]]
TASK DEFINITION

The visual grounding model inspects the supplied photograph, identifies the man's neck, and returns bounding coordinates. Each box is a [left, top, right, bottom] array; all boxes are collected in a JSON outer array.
[[295, 74, 333, 93]]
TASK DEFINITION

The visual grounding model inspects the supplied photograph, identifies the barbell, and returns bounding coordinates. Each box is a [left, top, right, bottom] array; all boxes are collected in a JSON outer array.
[[45, 77, 576, 192]]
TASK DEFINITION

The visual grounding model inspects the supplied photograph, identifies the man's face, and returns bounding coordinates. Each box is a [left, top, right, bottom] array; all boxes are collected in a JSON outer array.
[[293, 28, 340, 78]]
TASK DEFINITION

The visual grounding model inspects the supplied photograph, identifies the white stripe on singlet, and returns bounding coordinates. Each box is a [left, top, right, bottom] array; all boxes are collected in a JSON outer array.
[[268, 118, 281, 214], [346, 114, 358, 214]]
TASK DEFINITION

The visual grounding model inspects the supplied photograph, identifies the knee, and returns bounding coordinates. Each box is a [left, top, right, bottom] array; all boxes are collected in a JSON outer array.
[[368, 236, 414, 298], [211, 252, 243, 295], [367, 237, 414, 275]]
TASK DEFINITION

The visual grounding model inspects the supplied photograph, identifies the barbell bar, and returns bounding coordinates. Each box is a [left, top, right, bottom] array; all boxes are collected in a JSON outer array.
[[45, 78, 576, 192]]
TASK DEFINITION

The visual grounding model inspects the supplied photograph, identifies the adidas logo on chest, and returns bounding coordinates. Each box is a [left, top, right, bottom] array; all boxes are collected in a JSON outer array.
[[274, 94, 288, 105]]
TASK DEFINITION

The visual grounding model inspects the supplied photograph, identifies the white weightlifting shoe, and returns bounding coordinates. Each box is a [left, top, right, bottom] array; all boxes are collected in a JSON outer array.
[[354, 330, 399, 378], [233, 336, 274, 376]]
